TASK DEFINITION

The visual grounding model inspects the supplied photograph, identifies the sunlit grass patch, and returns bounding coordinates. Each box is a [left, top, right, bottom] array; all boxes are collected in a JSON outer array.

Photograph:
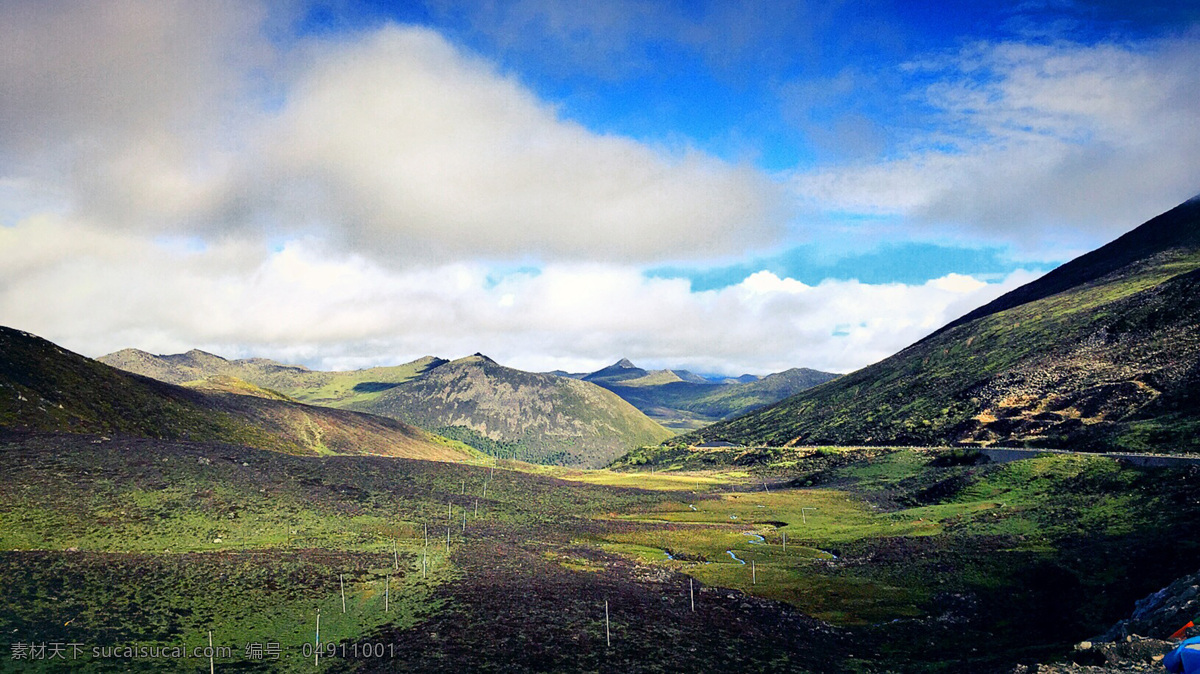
[[686, 561, 926, 626], [538, 467, 745, 491]]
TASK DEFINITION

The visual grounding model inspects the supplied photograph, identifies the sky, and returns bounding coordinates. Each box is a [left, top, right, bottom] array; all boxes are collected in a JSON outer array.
[[2, 0, 1199, 376]]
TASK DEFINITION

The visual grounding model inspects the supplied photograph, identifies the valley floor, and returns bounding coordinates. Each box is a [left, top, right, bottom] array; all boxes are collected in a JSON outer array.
[[2, 432, 1198, 672]]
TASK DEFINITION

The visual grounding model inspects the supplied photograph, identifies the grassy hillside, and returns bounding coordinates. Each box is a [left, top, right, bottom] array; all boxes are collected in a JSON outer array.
[[0, 327, 476, 461], [351, 355, 673, 468], [686, 197, 1200, 453], [100, 348, 447, 408]]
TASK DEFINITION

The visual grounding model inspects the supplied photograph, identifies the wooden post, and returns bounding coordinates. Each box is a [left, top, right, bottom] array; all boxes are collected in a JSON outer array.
[[340, 574, 346, 613], [751, 560, 756, 585], [461, 479, 465, 495], [445, 525, 450, 552], [474, 498, 479, 517], [423, 549, 427, 579], [393, 539, 399, 570], [315, 609, 320, 667], [605, 600, 610, 647], [385, 574, 390, 612], [461, 511, 466, 534], [208, 630, 214, 674], [424, 522, 428, 548], [690, 578, 695, 612], [782, 531, 787, 553]]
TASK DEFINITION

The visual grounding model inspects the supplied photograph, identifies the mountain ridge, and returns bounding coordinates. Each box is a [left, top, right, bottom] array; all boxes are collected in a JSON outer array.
[[579, 359, 840, 431], [101, 348, 671, 467]]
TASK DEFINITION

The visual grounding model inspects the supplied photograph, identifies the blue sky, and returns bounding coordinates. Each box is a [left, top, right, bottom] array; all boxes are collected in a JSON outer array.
[[281, 0, 1199, 284], [1, 0, 1198, 374]]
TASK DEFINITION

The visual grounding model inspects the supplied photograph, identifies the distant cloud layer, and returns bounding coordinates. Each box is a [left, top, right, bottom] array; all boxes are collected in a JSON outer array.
[[0, 217, 1037, 374]]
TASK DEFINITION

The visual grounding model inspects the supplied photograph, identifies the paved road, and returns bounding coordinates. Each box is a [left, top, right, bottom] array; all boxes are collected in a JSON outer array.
[[976, 446, 1200, 468]]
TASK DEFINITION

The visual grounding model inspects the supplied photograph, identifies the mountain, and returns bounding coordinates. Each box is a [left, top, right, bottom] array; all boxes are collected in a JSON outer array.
[[1, 327, 476, 461], [349, 355, 673, 467], [687, 196, 1200, 453], [581, 358, 656, 385], [580, 359, 839, 432], [103, 348, 672, 467], [100, 349, 447, 408]]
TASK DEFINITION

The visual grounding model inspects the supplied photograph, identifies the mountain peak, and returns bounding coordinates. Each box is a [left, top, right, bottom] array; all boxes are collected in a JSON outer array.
[[183, 349, 227, 362], [614, 358, 636, 369]]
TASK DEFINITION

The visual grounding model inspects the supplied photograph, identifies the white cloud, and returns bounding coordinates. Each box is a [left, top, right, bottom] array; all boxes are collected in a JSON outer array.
[[254, 26, 785, 261], [0, 4, 786, 264], [793, 36, 1200, 250], [0, 0, 273, 227], [0, 216, 1037, 375]]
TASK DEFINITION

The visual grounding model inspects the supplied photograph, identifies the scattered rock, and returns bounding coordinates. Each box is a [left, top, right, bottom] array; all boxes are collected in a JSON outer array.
[[1100, 567, 1200, 641]]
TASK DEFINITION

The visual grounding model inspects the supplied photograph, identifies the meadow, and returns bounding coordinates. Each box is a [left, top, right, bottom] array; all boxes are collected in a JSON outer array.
[[3, 432, 1198, 672]]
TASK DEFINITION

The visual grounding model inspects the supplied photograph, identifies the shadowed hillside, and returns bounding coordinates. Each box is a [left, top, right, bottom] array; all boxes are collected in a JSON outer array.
[[0, 327, 475, 461]]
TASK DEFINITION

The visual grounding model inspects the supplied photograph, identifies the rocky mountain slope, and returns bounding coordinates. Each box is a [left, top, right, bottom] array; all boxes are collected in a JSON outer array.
[[350, 355, 673, 467], [687, 196, 1200, 453], [1, 327, 474, 461]]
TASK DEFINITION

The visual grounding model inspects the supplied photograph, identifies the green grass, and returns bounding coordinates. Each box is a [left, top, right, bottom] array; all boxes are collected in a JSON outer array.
[[591, 450, 1200, 634], [1, 550, 443, 672], [5, 430, 1199, 672]]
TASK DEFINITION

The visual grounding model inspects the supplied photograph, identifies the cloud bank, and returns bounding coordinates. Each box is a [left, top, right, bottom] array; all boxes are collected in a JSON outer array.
[[0, 217, 1037, 374], [793, 36, 1200, 250]]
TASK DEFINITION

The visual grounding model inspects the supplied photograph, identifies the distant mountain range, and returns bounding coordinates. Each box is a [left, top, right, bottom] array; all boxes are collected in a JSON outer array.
[[351, 355, 672, 467], [568, 358, 840, 431], [100, 349, 672, 467], [0, 327, 476, 462], [686, 195, 1200, 453]]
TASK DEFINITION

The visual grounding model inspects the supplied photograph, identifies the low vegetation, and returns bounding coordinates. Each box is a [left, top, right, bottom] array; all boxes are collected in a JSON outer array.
[[4, 429, 1198, 672]]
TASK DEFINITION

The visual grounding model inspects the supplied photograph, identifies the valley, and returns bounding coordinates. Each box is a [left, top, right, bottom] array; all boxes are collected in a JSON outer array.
[[4, 198, 1200, 672]]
